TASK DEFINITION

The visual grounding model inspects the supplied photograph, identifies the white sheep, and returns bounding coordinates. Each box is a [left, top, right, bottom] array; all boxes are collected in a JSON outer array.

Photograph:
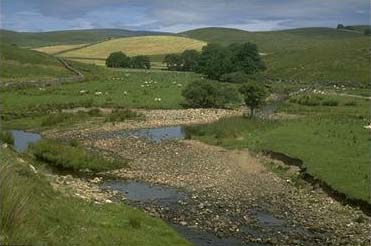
[[95, 91, 103, 96]]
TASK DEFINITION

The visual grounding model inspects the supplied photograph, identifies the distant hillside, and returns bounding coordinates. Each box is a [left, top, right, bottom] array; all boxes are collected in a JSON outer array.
[[56, 36, 206, 65], [0, 42, 73, 82], [181, 27, 370, 84], [180, 27, 364, 51], [0, 29, 171, 48]]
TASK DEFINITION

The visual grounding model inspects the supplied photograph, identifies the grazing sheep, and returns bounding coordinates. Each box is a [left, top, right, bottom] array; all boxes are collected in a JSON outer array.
[[95, 91, 103, 96], [80, 90, 88, 95]]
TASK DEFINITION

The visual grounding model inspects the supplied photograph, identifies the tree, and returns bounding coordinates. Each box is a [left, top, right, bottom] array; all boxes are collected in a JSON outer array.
[[230, 42, 266, 74], [196, 44, 234, 80], [131, 55, 151, 69], [337, 24, 344, 29], [181, 49, 200, 71], [106, 52, 131, 68], [163, 54, 182, 71], [238, 83, 267, 117], [182, 80, 239, 108]]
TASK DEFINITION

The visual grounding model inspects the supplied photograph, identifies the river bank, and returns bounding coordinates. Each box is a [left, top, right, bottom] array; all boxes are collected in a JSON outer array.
[[41, 109, 370, 246]]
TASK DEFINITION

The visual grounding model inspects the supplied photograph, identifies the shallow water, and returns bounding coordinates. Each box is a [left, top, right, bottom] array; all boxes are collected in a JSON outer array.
[[171, 224, 243, 246], [95, 126, 186, 142], [102, 180, 244, 246], [10, 130, 41, 152]]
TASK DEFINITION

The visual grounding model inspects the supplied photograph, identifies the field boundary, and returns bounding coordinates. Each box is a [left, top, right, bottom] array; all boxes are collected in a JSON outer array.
[[263, 150, 371, 215], [0, 57, 84, 90]]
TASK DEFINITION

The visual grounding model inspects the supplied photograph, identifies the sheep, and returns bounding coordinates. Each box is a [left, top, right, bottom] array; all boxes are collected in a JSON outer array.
[[80, 90, 88, 95]]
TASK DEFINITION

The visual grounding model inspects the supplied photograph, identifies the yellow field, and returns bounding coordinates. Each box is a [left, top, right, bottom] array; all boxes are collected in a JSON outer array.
[[59, 36, 206, 59], [33, 44, 88, 55], [67, 58, 106, 66]]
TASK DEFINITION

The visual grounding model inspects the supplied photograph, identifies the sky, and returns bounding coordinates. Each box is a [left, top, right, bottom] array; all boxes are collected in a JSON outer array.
[[1, 0, 370, 32]]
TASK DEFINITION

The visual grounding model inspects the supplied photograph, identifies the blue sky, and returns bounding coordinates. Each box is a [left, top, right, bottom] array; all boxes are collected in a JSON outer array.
[[1, 0, 370, 32]]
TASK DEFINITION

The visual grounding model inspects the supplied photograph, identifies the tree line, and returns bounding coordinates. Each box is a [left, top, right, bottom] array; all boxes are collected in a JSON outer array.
[[106, 52, 151, 69], [163, 42, 266, 81]]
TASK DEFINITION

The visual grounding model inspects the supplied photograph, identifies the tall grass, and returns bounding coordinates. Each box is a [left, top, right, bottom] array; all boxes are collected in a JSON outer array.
[[0, 164, 31, 242], [0, 131, 14, 145], [30, 139, 125, 172]]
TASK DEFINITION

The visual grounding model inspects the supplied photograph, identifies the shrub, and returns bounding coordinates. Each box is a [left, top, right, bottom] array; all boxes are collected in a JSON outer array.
[[290, 95, 323, 106], [220, 71, 250, 83], [41, 113, 73, 126], [322, 99, 339, 106], [30, 140, 125, 172], [1, 132, 14, 145], [238, 82, 267, 117], [106, 52, 131, 68], [105, 109, 144, 122], [344, 101, 358, 106], [182, 80, 240, 108], [131, 56, 151, 69], [128, 213, 142, 229]]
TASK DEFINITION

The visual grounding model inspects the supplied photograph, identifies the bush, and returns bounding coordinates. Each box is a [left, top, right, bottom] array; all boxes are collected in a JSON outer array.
[[182, 80, 240, 108], [41, 113, 73, 126], [105, 109, 144, 122], [1, 132, 14, 145], [128, 213, 142, 229], [322, 99, 339, 106], [106, 52, 131, 68], [220, 71, 250, 83], [290, 95, 323, 106], [344, 101, 358, 106], [131, 56, 151, 69], [30, 140, 125, 172]]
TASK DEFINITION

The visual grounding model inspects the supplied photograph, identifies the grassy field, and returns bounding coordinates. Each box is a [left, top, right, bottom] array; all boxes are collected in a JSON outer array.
[[185, 94, 370, 202], [33, 43, 89, 55], [0, 43, 73, 82], [0, 147, 188, 246], [182, 27, 371, 84], [1, 67, 201, 117], [58, 36, 206, 60]]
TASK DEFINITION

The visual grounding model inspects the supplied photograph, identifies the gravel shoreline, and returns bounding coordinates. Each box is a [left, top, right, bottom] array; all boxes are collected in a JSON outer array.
[[44, 109, 371, 246]]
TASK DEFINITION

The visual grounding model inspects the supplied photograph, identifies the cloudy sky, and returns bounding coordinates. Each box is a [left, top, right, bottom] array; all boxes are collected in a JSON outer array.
[[1, 0, 370, 32]]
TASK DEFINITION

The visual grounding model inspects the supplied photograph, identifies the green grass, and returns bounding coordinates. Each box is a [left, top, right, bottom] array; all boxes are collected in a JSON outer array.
[[182, 27, 371, 84], [185, 94, 370, 202], [2, 69, 201, 113], [0, 148, 189, 245], [30, 139, 126, 172], [0, 42, 73, 82]]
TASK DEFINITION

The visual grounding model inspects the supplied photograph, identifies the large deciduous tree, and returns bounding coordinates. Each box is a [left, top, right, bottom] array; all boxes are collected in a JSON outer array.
[[238, 82, 267, 117]]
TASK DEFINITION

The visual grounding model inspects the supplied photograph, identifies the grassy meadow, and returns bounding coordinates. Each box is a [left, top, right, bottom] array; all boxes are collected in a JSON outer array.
[[59, 36, 206, 59], [0, 43, 73, 82], [33, 43, 89, 55], [182, 27, 371, 84], [0, 147, 189, 246], [185, 94, 371, 202]]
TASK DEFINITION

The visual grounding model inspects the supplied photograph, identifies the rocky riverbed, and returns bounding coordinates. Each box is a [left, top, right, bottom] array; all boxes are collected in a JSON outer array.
[[44, 109, 371, 246]]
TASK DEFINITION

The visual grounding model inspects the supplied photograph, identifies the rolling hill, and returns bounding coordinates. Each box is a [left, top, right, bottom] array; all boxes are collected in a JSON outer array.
[[0, 29, 171, 48], [181, 27, 371, 84], [0, 42, 73, 83], [56, 36, 206, 64]]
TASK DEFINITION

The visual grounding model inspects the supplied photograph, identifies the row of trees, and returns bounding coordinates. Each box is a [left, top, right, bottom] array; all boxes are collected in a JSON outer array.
[[182, 80, 267, 117], [163, 42, 266, 81], [106, 52, 151, 69]]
